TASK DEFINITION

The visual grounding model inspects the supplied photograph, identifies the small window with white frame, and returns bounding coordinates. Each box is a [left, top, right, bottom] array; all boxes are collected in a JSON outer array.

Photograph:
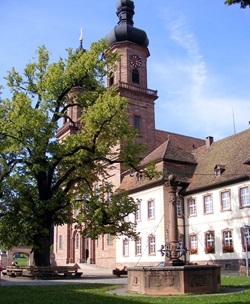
[[204, 194, 213, 214], [205, 231, 215, 254], [107, 234, 113, 246], [176, 198, 183, 217], [148, 200, 155, 219], [135, 238, 142, 256], [189, 234, 198, 254], [188, 198, 196, 217], [123, 239, 129, 256], [148, 235, 156, 255], [241, 226, 250, 252], [239, 186, 250, 208], [222, 229, 234, 253], [221, 190, 231, 211], [135, 203, 141, 221]]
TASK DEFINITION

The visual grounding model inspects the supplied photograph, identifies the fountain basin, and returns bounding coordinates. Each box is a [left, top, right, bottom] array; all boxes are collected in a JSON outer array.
[[127, 264, 221, 295]]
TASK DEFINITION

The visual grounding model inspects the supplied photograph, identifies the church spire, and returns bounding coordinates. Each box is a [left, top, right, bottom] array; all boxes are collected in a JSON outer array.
[[116, 0, 135, 26], [76, 27, 85, 53], [107, 0, 149, 48]]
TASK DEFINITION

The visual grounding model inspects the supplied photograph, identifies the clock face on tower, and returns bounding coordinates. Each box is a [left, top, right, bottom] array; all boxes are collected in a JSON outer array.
[[130, 55, 142, 68]]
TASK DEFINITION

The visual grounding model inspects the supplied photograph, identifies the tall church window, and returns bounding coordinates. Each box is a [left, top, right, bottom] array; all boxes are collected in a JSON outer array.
[[132, 69, 140, 84], [134, 115, 141, 134], [59, 235, 63, 250], [108, 72, 114, 87], [75, 233, 79, 249]]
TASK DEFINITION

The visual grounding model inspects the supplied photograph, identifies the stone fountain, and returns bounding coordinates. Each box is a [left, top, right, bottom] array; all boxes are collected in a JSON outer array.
[[127, 175, 221, 295]]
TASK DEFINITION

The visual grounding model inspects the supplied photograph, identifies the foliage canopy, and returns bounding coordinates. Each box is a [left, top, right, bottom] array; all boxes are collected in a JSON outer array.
[[225, 0, 250, 8], [0, 40, 148, 265]]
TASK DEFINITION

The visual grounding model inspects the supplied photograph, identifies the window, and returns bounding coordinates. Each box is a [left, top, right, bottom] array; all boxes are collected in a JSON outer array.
[[240, 186, 250, 208], [188, 198, 196, 217], [214, 164, 225, 177], [176, 198, 183, 217], [190, 234, 198, 254], [59, 235, 63, 250], [136, 203, 141, 221], [148, 200, 155, 219], [75, 233, 79, 249], [123, 239, 129, 256], [221, 191, 231, 211], [204, 195, 213, 214], [107, 183, 112, 204], [222, 230, 234, 253], [134, 115, 141, 134], [73, 208, 79, 216], [148, 236, 156, 255], [241, 227, 250, 252], [135, 238, 142, 256], [94, 184, 99, 195], [108, 72, 114, 87], [107, 234, 113, 246], [205, 231, 215, 253], [124, 215, 129, 222], [132, 69, 140, 84]]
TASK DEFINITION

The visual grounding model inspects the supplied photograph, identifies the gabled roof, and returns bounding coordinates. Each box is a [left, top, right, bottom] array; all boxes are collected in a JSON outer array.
[[155, 129, 205, 151], [186, 128, 250, 193], [141, 139, 197, 166], [120, 138, 197, 193]]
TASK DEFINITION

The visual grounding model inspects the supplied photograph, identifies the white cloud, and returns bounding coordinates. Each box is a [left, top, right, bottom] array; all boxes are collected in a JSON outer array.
[[152, 7, 249, 141]]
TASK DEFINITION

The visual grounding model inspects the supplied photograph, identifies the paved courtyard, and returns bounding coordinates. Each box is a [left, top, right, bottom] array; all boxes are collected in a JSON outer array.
[[0, 264, 238, 286]]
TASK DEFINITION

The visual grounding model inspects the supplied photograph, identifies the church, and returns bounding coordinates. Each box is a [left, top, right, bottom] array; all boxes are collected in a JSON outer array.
[[53, 0, 250, 271]]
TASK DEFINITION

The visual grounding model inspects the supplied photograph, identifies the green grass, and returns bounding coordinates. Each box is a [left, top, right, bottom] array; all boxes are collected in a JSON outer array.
[[0, 277, 250, 304], [13, 256, 28, 266]]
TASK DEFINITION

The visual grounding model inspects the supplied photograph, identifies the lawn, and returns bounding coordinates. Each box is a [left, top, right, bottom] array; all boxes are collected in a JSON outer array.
[[0, 277, 250, 304]]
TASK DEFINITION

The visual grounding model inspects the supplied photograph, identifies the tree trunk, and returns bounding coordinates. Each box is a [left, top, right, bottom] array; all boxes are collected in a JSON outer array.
[[33, 228, 52, 266]]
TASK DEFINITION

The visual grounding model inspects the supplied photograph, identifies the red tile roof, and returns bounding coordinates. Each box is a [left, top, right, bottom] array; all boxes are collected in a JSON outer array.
[[186, 128, 250, 193], [155, 129, 205, 151]]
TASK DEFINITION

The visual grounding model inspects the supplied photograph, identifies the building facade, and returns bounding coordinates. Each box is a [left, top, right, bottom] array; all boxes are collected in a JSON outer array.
[[53, 0, 250, 270]]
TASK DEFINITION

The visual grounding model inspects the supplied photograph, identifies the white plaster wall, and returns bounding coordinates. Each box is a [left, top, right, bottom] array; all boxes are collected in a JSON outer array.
[[185, 181, 250, 263], [116, 185, 165, 266]]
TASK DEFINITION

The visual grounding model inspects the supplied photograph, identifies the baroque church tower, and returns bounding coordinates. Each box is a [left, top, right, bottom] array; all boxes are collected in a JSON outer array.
[[54, 0, 157, 268], [106, 0, 158, 154]]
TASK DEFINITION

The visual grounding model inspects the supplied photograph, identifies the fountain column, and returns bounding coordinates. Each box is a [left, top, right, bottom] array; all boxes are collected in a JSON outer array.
[[165, 174, 185, 266]]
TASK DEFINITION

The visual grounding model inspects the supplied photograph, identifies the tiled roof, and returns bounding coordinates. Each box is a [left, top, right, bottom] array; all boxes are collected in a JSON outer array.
[[186, 128, 250, 193], [120, 138, 197, 193], [141, 140, 197, 166], [155, 129, 205, 151]]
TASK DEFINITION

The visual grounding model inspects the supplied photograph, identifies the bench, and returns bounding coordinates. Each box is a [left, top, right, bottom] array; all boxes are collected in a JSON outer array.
[[3, 266, 24, 277], [112, 266, 127, 277], [4, 265, 82, 279], [23, 266, 83, 279]]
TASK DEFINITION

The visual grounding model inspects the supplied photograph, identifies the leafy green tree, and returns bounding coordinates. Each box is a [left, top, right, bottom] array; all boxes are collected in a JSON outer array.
[[0, 40, 148, 266], [225, 0, 250, 8]]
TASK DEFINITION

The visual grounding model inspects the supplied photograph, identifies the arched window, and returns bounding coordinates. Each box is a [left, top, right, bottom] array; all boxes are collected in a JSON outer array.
[[76, 233, 79, 249], [108, 72, 114, 87], [132, 69, 140, 84]]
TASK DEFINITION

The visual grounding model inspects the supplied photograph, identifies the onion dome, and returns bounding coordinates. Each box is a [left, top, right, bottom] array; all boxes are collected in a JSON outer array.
[[107, 0, 149, 48]]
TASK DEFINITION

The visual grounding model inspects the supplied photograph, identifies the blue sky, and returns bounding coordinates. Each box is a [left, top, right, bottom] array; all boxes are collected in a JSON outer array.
[[1, 0, 250, 141]]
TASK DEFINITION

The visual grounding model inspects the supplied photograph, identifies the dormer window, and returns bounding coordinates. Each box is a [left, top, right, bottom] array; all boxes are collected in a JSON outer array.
[[214, 164, 225, 177]]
